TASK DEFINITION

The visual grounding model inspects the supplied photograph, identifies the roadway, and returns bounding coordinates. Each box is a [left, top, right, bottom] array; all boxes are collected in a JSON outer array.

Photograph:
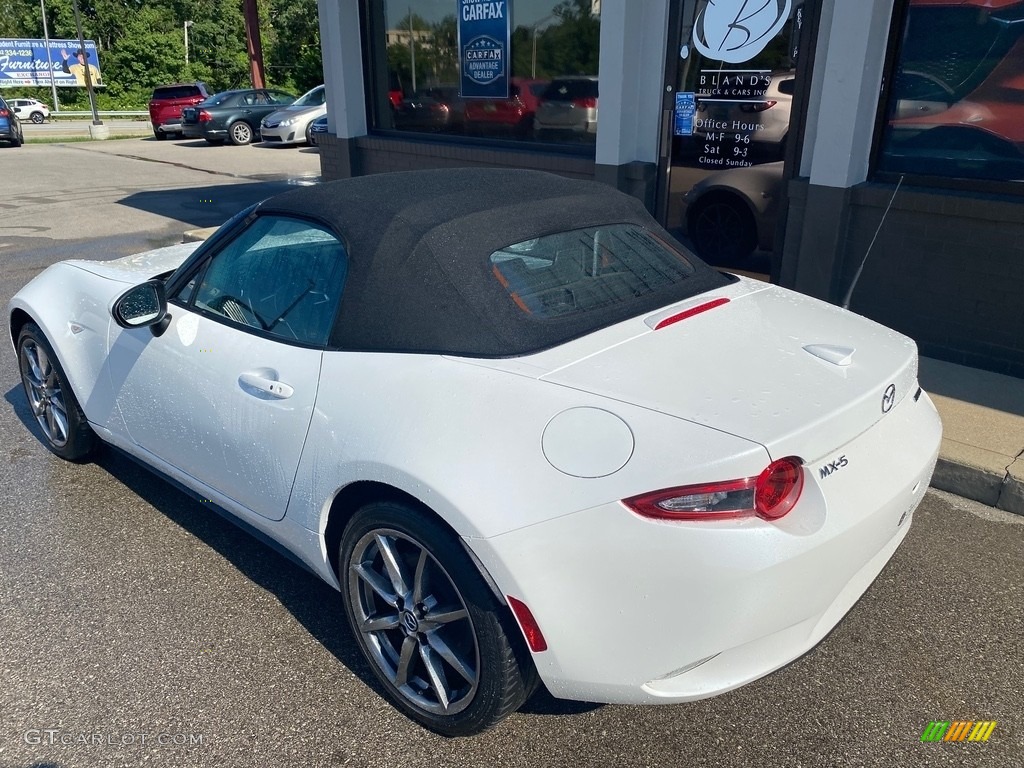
[[0, 137, 1020, 768]]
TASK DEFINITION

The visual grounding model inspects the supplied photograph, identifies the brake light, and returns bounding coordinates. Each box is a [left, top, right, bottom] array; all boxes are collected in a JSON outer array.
[[754, 456, 804, 519], [740, 100, 778, 113], [654, 297, 730, 330], [198, 110, 212, 122], [572, 97, 597, 109], [0, 108, 9, 117], [623, 457, 804, 522]]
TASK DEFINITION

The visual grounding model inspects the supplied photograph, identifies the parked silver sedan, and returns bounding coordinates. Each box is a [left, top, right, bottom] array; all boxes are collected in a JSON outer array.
[[260, 84, 326, 146]]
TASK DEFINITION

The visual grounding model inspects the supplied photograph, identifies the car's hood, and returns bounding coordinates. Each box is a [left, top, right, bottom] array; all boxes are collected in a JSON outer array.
[[265, 104, 324, 121], [67, 241, 201, 284], [530, 279, 919, 463]]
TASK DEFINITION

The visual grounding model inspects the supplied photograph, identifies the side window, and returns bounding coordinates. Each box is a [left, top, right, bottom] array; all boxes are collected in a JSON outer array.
[[189, 216, 347, 346]]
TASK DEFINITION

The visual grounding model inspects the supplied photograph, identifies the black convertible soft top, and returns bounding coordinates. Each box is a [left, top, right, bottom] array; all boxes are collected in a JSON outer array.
[[257, 168, 730, 357]]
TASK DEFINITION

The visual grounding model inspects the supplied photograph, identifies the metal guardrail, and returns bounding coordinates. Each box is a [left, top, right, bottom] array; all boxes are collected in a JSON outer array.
[[52, 110, 149, 118]]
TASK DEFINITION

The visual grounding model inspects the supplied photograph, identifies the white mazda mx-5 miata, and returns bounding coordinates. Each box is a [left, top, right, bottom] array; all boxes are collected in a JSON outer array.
[[8, 168, 941, 736]]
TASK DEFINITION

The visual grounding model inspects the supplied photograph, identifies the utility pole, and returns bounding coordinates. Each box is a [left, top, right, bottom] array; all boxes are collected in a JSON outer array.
[[184, 20, 193, 66], [39, 0, 60, 112], [69, 0, 102, 129], [242, 0, 265, 88]]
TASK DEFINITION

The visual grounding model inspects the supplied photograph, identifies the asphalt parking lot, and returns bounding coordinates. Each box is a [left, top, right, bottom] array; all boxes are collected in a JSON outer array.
[[0, 137, 1022, 768]]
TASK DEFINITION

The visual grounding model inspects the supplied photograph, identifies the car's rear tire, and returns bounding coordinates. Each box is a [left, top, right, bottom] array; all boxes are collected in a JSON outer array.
[[153, 129, 167, 140], [228, 121, 253, 145], [688, 194, 758, 263], [17, 323, 97, 461], [30, 111, 45, 124], [340, 501, 538, 737]]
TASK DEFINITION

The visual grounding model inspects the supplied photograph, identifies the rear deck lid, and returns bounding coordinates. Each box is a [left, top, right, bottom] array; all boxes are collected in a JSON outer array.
[[540, 282, 919, 463]]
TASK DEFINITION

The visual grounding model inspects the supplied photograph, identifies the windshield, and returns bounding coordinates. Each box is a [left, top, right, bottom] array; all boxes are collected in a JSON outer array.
[[203, 92, 237, 107], [490, 225, 697, 318], [293, 86, 326, 108]]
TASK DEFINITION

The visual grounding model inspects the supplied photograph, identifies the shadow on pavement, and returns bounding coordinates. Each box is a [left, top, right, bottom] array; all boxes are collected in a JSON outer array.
[[118, 180, 302, 229]]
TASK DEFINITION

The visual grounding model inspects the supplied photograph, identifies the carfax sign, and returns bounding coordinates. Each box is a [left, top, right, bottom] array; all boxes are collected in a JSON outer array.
[[0, 38, 102, 87], [457, 1, 510, 99]]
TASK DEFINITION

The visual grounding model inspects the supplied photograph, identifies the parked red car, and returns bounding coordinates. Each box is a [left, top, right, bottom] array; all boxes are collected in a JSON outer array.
[[148, 82, 209, 140], [464, 78, 548, 137]]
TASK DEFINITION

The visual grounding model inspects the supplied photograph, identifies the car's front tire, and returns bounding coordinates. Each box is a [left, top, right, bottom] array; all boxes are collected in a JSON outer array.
[[340, 501, 537, 737], [17, 323, 97, 461], [228, 121, 254, 145]]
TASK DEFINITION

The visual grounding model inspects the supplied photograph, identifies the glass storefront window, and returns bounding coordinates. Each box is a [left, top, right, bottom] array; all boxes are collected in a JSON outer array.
[[878, 0, 1024, 182], [664, 0, 803, 268], [362, 0, 601, 145]]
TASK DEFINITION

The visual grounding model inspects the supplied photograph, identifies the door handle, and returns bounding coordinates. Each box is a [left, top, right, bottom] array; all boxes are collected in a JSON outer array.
[[238, 371, 294, 399]]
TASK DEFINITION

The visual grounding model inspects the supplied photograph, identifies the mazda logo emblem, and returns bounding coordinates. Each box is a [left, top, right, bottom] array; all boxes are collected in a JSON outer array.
[[401, 610, 419, 634], [882, 384, 896, 413]]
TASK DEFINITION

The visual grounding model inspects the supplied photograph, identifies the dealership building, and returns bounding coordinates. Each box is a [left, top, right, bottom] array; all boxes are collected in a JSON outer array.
[[315, 0, 1024, 377]]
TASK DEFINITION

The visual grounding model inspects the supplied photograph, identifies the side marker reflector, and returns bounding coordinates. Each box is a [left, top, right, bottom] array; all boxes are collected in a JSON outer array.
[[506, 595, 548, 652]]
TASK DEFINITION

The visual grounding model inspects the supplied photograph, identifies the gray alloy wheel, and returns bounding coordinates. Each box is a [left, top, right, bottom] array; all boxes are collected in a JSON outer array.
[[17, 323, 96, 461], [229, 121, 253, 145], [30, 111, 44, 124], [340, 502, 537, 736]]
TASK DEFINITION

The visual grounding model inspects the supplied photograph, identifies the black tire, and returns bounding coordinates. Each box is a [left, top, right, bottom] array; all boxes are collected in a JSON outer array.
[[304, 121, 313, 145], [228, 121, 253, 146], [340, 501, 538, 737], [30, 111, 45, 124], [17, 323, 97, 461], [688, 194, 758, 263], [153, 129, 167, 140]]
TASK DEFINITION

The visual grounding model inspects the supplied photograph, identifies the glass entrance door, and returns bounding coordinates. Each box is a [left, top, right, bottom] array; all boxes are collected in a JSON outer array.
[[660, 1, 812, 278]]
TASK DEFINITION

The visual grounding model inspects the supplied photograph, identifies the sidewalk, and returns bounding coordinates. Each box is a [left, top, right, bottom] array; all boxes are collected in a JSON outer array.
[[920, 357, 1024, 514]]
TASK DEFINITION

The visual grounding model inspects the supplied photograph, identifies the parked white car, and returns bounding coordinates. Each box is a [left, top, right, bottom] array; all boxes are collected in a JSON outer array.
[[8, 168, 941, 737], [8, 98, 50, 123], [260, 84, 325, 145]]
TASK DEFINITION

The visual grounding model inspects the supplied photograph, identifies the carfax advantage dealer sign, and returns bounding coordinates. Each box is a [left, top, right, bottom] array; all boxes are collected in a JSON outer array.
[[457, 1, 510, 99]]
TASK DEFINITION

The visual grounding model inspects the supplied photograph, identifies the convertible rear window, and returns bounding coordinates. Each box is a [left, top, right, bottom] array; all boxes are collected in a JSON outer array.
[[490, 225, 697, 319]]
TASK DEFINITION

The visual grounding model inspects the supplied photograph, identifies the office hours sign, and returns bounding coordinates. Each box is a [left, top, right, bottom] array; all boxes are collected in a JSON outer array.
[[458, 1, 510, 99]]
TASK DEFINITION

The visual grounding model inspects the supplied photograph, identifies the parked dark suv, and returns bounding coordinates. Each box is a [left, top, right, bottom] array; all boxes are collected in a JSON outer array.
[[149, 82, 209, 140]]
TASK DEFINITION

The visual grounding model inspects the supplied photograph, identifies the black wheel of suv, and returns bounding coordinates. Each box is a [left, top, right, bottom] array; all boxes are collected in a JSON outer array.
[[340, 501, 538, 736], [17, 323, 97, 461], [153, 129, 167, 140], [688, 194, 758, 264]]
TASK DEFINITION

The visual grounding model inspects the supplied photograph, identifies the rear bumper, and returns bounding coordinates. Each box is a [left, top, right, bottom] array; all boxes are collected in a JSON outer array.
[[467, 389, 941, 704]]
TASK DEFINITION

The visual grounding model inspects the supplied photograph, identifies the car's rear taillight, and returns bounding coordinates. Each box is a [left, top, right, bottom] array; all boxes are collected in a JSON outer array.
[[623, 457, 804, 522], [0, 109, 9, 118], [198, 110, 212, 122], [754, 456, 804, 519], [740, 100, 778, 113], [572, 97, 597, 109]]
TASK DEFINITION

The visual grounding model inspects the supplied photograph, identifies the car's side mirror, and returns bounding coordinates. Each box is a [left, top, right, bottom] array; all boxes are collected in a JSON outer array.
[[112, 280, 171, 336]]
